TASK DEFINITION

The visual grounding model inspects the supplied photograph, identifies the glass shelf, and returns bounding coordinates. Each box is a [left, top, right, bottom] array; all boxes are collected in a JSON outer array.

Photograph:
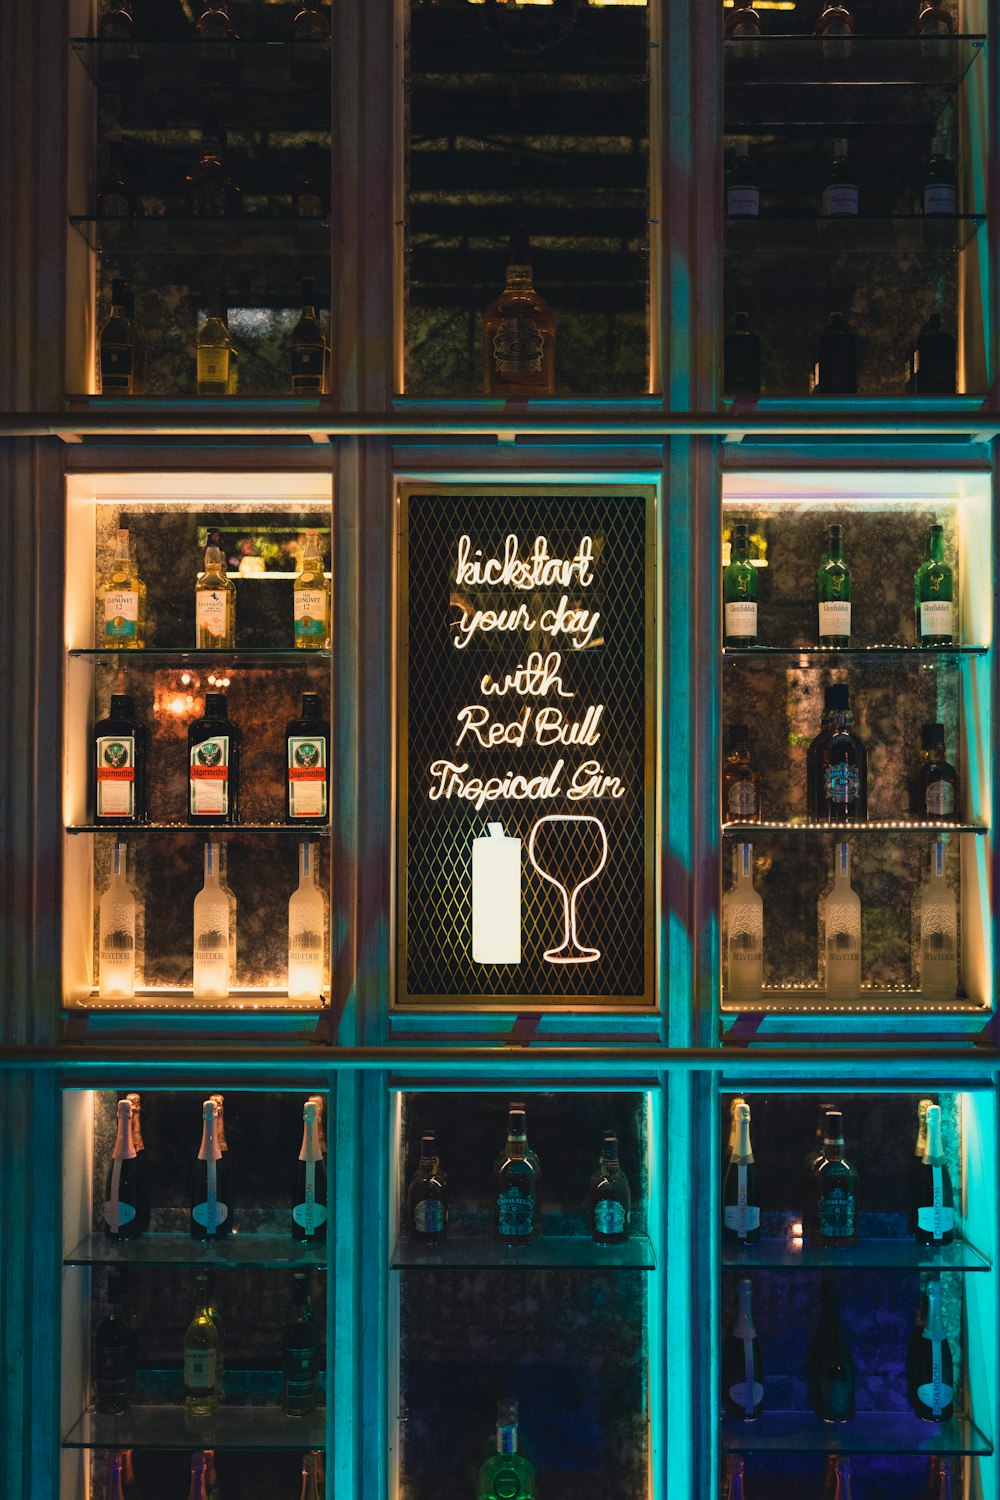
[[64, 1232, 327, 1269], [391, 1234, 655, 1271], [720, 987, 985, 1016], [723, 820, 986, 835], [71, 36, 330, 87], [69, 648, 330, 666], [63, 1404, 326, 1451], [67, 823, 331, 836], [723, 645, 987, 661], [722, 1237, 990, 1273], [722, 1409, 991, 1457], [69, 989, 325, 1013], [726, 216, 984, 254], [64, 395, 328, 414], [69, 216, 329, 257]]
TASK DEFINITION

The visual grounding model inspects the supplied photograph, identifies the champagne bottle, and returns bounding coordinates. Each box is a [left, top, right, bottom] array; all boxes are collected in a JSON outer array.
[[299, 1452, 323, 1500], [121, 1449, 140, 1500], [186, 1452, 211, 1500], [803, 1099, 837, 1240], [829, 1458, 854, 1499], [723, 522, 758, 646], [195, 534, 236, 648], [918, 843, 958, 1000], [190, 1097, 232, 1239], [290, 282, 328, 396], [193, 842, 232, 1000], [722, 1101, 760, 1245], [482, 227, 556, 398], [907, 313, 957, 395], [407, 1131, 448, 1244], [912, 723, 959, 821], [591, 1132, 631, 1244], [283, 1271, 320, 1417], [816, 523, 851, 646], [125, 1091, 150, 1232], [807, 1276, 855, 1422], [99, 842, 138, 999], [723, 843, 764, 1002], [808, 1110, 858, 1248], [726, 139, 759, 218], [912, 1104, 955, 1245], [494, 1106, 540, 1244], [188, 693, 241, 825], [286, 694, 331, 824], [723, 1278, 763, 1419], [204, 1450, 221, 1500], [724, 312, 762, 395], [184, 1275, 221, 1418], [95, 1268, 135, 1415], [914, 524, 954, 645], [907, 1279, 954, 1421], [478, 1401, 535, 1500], [822, 842, 861, 997], [102, 528, 147, 648], [104, 1096, 142, 1239], [907, 1098, 934, 1235], [292, 1095, 329, 1241], [92, 694, 149, 826], [99, 278, 137, 395], [288, 842, 326, 1002]]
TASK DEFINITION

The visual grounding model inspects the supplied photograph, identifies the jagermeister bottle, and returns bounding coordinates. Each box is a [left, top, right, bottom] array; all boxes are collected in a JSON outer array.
[[92, 694, 150, 826], [723, 522, 758, 647], [285, 693, 330, 825], [816, 524, 851, 646], [188, 693, 241, 825], [914, 524, 954, 645], [494, 1106, 540, 1245], [478, 1401, 535, 1500]]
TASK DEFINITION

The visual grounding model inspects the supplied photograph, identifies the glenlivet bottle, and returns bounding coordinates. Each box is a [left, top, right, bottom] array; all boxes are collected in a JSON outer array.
[[99, 841, 138, 1000], [190, 1096, 232, 1239], [912, 1103, 955, 1245], [294, 531, 331, 648], [483, 227, 555, 397], [722, 1100, 760, 1246], [822, 842, 861, 997], [188, 693, 241, 824], [723, 522, 758, 646], [808, 1110, 858, 1248], [723, 1278, 764, 1420], [494, 1106, 540, 1244], [92, 693, 149, 825], [722, 724, 761, 823], [286, 693, 330, 823], [283, 1272, 320, 1417], [292, 1095, 328, 1240], [907, 1279, 954, 1421], [591, 1131, 631, 1244], [288, 842, 326, 1002], [104, 1096, 142, 1240], [816, 523, 851, 646], [914, 523, 954, 644], [184, 1275, 221, 1417], [407, 1132, 448, 1243], [807, 1277, 855, 1421], [723, 843, 764, 1003], [918, 842, 958, 1000], [478, 1401, 535, 1500], [102, 527, 146, 648]]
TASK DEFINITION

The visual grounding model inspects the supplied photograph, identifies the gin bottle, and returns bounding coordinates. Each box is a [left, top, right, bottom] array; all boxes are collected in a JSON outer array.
[[483, 227, 555, 397], [193, 842, 232, 1000], [822, 842, 861, 996], [294, 530, 331, 647], [478, 1401, 535, 1500], [723, 842, 764, 1001], [723, 1100, 760, 1245], [494, 1107, 540, 1244], [918, 841, 958, 999], [288, 842, 326, 1002], [103, 528, 146, 647], [99, 841, 137, 1000], [914, 523, 954, 645], [723, 1278, 764, 1419], [293, 1096, 329, 1241]]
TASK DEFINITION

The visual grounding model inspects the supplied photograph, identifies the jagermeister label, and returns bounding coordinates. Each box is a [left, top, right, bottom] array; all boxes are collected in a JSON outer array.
[[294, 589, 328, 641], [594, 1200, 627, 1235], [105, 589, 138, 640], [100, 343, 133, 391], [497, 1185, 534, 1237], [492, 318, 545, 376], [817, 1182, 856, 1239], [288, 736, 327, 817], [190, 736, 230, 815], [96, 736, 135, 817]]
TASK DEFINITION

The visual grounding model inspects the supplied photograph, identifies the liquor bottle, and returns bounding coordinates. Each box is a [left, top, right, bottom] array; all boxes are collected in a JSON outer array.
[[727, 1095, 748, 1157], [912, 723, 959, 821], [813, 313, 858, 394], [912, 1104, 955, 1245], [196, 292, 232, 397], [288, 842, 326, 1002], [121, 1450, 140, 1500], [829, 1459, 854, 1499], [907, 1098, 934, 1234], [907, 313, 957, 395], [815, 1, 854, 30], [806, 684, 838, 818], [494, 1106, 540, 1244], [803, 1099, 837, 1241], [292, 149, 330, 219], [190, 1096, 232, 1238], [293, 1094, 329, 1240], [921, 1458, 954, 1498], [293, 0, 332, 38], [478, 1401, 535, 1500], [821, 139, 859, 217], [194, 534, 236, 648], [105, 1452, 128, 1500], [922, 137, 957, 217], [92, 693, 149, 826], [286, 693, 330, 823], [186, 117, 242, 218], [126, 1091, 150, 1233], [816, 523, 851, 646], [483, 227, 556, 397], [95, 1268, 135, 1415], [914, 0, 953, 32], [99, 279, 137, 396], [811, 683, 867, 823], [123, 285, 145, 396], [495, 1102, 542, 1177], [726, 139, 760, 218], [291, 281, 328, 395], [294, 532, 331, 647], [102, 528, 147, 649], [283, 1272, 320, 1417], [300, 1452, 324, 1500], [184, 1276, 221, 1416], [914, 524, 954, 645], [193, 843, 232, 1000], [723, 1278, 763, 1420], [221, 305, 239, 395], [188, 694, 240, 824], [407, 1131, 448, 1243], [205, 1450, 221, 1500], [186, 1452, 211, 1500], [104, 1096, 142, 1239], [721, 1456, 746, 1500], [808, 1110, 858, 1247], [591, 1131, 631, 1244], [724, 312, 762, 396], [822, 842, 861, 996], [722, 1100, 760, 1245], [722, 724, 761, 824], [99, 842, 137, 999], [919, 842, 958, 1000], [196, 1, 238, 41], [907, 1279, 954, 1420], [97, 142, 143, 218], [98, 0, 134, 38], [723, 522, 758, 646], [726, 0, 761, 35], [807, 1277, 855, 1421], [723, 843, 764, 1003], [202, 1269, 226, 1396]]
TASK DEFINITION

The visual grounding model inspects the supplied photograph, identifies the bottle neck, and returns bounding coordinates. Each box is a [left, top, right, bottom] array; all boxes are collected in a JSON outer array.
[[823, 1136, 845, 1161], [496, 1420, 518, 1455], [925, 1283, 945, 1341], [198, 1102, 222, 1162], [736, 842, 754, 885], [112, 841, 128, 882], [298, 842, 317, 886], [827, 532, 844, 561], [828, 708, 854, 729], [188, 1456, 210, 1500], [733, 1113, 753, 1162], [506, 1131, 527, 1158], [730, 532, 750, 562], [915, 1101, 931, 1157], [300, 1107, 324, 1163], [113, 1101, 137, 1161], [930, 841, 946, 882], [927, 529, 946, 563], [833, 842, 851, 885], [925, 1109, 944, 1163], [108, 1455, 127, 1500], [203, 844, 221, 888], [733, 1280, 755, 1337], [505, 262, 534, 291]]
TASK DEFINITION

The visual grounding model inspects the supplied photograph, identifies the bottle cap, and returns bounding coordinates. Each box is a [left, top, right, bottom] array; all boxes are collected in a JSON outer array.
[[733, 311, 751, 331], [301, 276, 317, 304], [833, 137, 848, 156], [731, 520, 749, 541], [111, 277, 128, 305], [204, 692, 227, 717], [109, 693, 137, 718], [300, 691, 324, 720], [827, 522, 843, 540], [922, 722, 946, 749], [823, 1109, 844, 1138], [929, 521, 944, 535], [827, 682, 850, 712], [420, 1131, 437, 1150], [828, 312, 845, 330], [602, 1131, 619, 1153], [727, 723, 750, 753]]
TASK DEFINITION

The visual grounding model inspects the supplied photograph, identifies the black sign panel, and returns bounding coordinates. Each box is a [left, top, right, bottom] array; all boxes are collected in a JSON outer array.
[[397, 488, 655, 1008]]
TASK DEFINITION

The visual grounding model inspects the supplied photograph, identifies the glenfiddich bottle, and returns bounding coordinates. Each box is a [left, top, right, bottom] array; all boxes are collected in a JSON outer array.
[[807, 1276, 855, 1421], [103, 528, 147, 648], [92, 694, 149, 825], [724, 312, 762, 395], [591, 1132, 631, 1244], [283, 1272, 320, 1417], [912, 723, 959, 820], [722, 724, 761, 823], [907, 1279, 954, 1421], [189, 693, 241, 824], [494, 1106, 540, 1244], [99, 279, 137, 395], [912, 1103, 955, 1245], [722, 1100, 760, 1245], [816, 524, 851, 645], [726, 139, 759, 218], [95, 1268, 135, 1415], [808, 1110, 858, 1247], [810, 683, 867, 823], [291, 281, 328, 395], [813, 313, 857, 394], [407, 1131, 448, 1243], [922, 137, 957, 216], [286, 693, 330, 823], [914, 524, 954, 644], [723, 1279, 763, 1420], [907, 313, 957, 395], [483, 227, 556, 397], [478, 1402, 535, 1500], [723, 522, 758, 646]]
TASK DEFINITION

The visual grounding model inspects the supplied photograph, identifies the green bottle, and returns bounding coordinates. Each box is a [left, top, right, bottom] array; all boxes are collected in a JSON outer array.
[[724, 522, 758, 647], [914, 524, 954, 645], [478, 1401, 535, 1500], [816, 523, 851, 646]]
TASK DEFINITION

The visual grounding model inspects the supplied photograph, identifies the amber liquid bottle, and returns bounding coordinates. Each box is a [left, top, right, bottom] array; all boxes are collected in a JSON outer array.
[[483, 227, 556, 397]]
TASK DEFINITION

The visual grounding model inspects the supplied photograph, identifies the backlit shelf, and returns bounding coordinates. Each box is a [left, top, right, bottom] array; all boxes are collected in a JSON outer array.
[[67, 823, 331, 836], [723, 645, 987, 661], [69, 988, 326, 1013], [720, 986, 984, 1016], [69, 648, 330, 665], [722, 1409, 991, 1457], [69, 216, 329, 257], [63, 1404, 325, 1451], [726, 216, 984, 254], [723, 819, 986, 834], [391, 1233, 655, 1271], [722, 1237, 989, 1272], [65, 1232, 327, 1270]]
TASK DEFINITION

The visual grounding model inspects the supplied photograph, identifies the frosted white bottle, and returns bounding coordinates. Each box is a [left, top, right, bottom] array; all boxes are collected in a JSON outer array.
[[919, 840, 958, 1000], [723, 842, 764, 1001], [823, 841, 862, 996], [288, 841, 326, 1001], [193, 841, 231, 1000], [99, 840, 137, 999]]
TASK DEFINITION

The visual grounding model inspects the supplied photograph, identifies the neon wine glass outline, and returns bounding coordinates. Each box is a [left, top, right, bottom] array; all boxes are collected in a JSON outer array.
[[527, 815, 609, 964]]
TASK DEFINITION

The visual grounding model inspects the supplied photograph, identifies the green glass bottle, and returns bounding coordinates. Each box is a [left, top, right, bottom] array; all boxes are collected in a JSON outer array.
[[723, 523, 758, 647], [914, 524, 954, 645], [478, 1401, 535, 1500], [816, 524, 851, 646]]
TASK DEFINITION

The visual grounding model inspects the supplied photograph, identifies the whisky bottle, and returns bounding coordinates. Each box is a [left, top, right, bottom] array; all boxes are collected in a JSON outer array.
[[407, 1131, 448, 1243], [195, 533, 236, 647], [292, 149, 330, 219], [98, 0, 134, 39], [907, 313, 957, 395], [126, 1090, 150, 1233], [726, 139, 760, 218], [103, 527, 147, 648], [822, 842, 861, 996], [726, 0, 761, 34], [99, 278, 137, 395], [914, 524, 954, 644], [292, 1096, 328, 1240], [186, 1452, 211, 1500], [807, 1277, 855, 1421], [913, 723, 959, 820], [723, 522, 758, 646], [724, 312, 762, 395], [191, 1097, 232, 1238], [187, 118, 242, 217], [494, 1106, 540, 1244], [97, 142, 143, 219], [184, 1273, 222, 1415], [723, 843, 764, 1002], [92, 693, 149, 825], [483, 227, 556, 397], [907, 1098, 933, 1234], [907, 1279, 954, 1420], [918, 842, 958, 1000], [288, 842, 326, 1003], [591, 1132, 631, 1244], [193, 843, 232, 999], [816, 523, 851, 645], [291, 281, 328, 395], [722, 724, 761, 823], [104, 1096, 142, 1239], [808, 1110, 858, 1247], [821, 139, 859, 217], [283, 1272, 320, 1417], [300, 1453, 324, 1500], [196, 0, 240, 87], [922, 137, 957, 217], [914, 0, 954, 32], [721, 1456, 747, 1500], [723, 1100, 760, 1245], [95, 1268, 135, 1415], [803, 1099, 837, 1241], [286, 693, 330, 823], [813, 313, 858, 394], [294, 531, 331, 647], [293, 0, 331, 38], [478, 1402, 535, 1500], [124, 286, 145, 395], [811, 683, 867, 823], [723, 1278, 764, 1419], [99, 842, 137, 1000], [197, 292, 232, 396], [912, 1103, 955, 1244], [815, 0, 854, 30], [189, 694, 240, 824]]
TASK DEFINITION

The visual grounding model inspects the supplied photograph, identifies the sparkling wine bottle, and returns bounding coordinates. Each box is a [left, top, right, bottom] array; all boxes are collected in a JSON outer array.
[[99, 842, 138, 1000], [808, 1110, 858, 1248], [478, 1401, 535, 1500], [822, 842, 861, 997], [721, 1455, 747, 1499], [723, 842, 764, 1001], [190, 1096, 232, 1239], [95, 1267, 135, 1415], [807, 1276, 855, 1422], [292, 1095, 329, 1241], [125, 1091, 150, 1232], [723, 1278, 764, 1419], [912, 1104, 955, 1245], [283, 1271, 320, 1417], [907, 1279, 954, 1421], [591, 1132, 631, 1244], [907, 1098, 934, 1235], [722, 1101, 760, 1245], [105, 1451, 128, 1500], [193, 842, 232, 1000], [104, 1096, 142, 1240], [407, 1131, 448, 1244], [921, 1457, 955, 1498], [299, 1452, 324, 1500], [918, 842, 958, 1000], [494, 1106, 540, 1244]]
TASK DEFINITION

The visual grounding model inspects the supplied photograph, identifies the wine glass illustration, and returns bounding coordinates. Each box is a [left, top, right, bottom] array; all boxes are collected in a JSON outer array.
[[528, 815, 609, 964]]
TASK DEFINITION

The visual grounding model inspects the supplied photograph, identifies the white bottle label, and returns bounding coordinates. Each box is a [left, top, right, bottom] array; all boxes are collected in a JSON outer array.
[[917, 1166, 954, 1239], [103, 1198, 137, 1228], [190, 736, 229, 815], [917, 1346, 952, 1418], [818, 601, 851, 638], [723, 1164, 761, 1236], [926, 780, 956, 817], [287, 736, 327, 818], [196, 589, 230, 641], [294, 588, 328, 641], [192, 1199, 229, 1230], [822, 184, 859, 216], [96, 735, 136, 818], [729, 1374, 764, 1413], [725, 601, 758, 638], [924, 184, 957, 215], [104, 590, 139, 640], [184, 1349, 217, 1387], [293, 1200, 329, 1231], [727, 186, 760, 217], [920, 600, 954, 637]]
